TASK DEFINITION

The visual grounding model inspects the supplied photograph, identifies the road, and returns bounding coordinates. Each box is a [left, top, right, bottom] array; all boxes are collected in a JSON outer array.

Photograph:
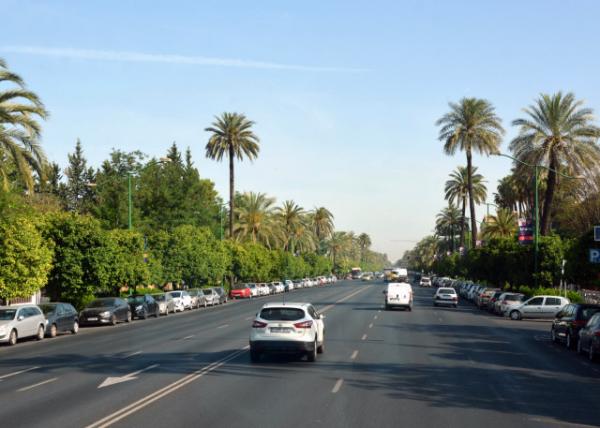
[[1, 281, 600, 428]]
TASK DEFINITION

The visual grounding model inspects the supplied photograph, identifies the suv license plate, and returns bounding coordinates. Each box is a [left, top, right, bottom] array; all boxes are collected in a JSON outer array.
[[270, 327, 292, 333]]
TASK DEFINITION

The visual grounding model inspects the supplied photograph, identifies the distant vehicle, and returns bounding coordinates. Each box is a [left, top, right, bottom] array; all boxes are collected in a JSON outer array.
[[476, 288, 500, 309], [39, 303, 79, 337], [385, 268, 408, 282], [202, 288, 220, 306], [362, 272, 374, 281], [552, 304, 600, 349], [577, 312, 600, 361], [249, 302, 325, 362], [127, 294, 160, 319], [80, 298, 131, 326], [509, 295, 570, 320], [168, 291, 192, 312], [383, 282, 413, 311], [247, 283, 259, 297], [0, 305, 47, 346], [257, 283, 270, 296], [419, 276, 432, 287], [152, 293, 176, 315], [230, 284, 252, 299], [351, 267, 362, 279], [499, 293, 525, 316], [214, 287, 228, 304], [434, 287, 458, 308]]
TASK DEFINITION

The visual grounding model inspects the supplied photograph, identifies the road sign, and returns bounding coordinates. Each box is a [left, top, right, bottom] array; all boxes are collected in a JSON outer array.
[[595, 226, 600, 242], [518, 219, 533, 245], [590, 249, 600, 264]]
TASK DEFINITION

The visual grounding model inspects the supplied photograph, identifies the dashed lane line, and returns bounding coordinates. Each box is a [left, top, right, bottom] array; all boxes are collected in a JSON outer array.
[[17, 377, 58, 392], [319, 286, 372, 314], [369, 323, 373, 329], [217, 324, 229, 329], [331, 378, 344, 394], [0, 366, 40, 381], [350, 350, 359, 360], [361, 334, 367, 341]]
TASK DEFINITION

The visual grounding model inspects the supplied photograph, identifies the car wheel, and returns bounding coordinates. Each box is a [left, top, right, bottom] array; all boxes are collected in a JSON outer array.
[[510, 311, 521, 321], [110, 314, 117, 326], [49, 323, 57, 338], [126, 311, 132, 323], [36, 325, 45, 340], [8, 329, 17, 346], [589, 346, 596, 362], [551, 328, 557, 343], [250, 350, 261, 363], [140, 310, 147, 320], [566, 333, 573, 350], [307, 338, 317, 362], [317, 333, 325, 354], [71, 321, 79, 334], [155, 308, 160, 318]]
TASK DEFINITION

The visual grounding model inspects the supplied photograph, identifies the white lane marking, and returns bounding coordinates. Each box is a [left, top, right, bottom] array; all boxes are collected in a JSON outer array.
[[331, 378, 344, 393], [374, 315, 378, 320], [183, 335, 195, 340], [87, 347, 249, 428], [350, 350, 359, 360], [17, 377, 58, 392], [361, 334, 367, 341], [378, 310, 381, 313], [0, 366, 40, 381], [369, 323, 373, 329], [319, 286, 372, 313], [98, 364, 160, 389], [217, 324, 229, 329], [121, 351, 141, 359]]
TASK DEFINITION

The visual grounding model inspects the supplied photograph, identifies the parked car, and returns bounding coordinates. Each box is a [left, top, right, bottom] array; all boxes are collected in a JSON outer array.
[[420, 276, 432, 287], [214, 287, 228, 304], [249, 302, 325, 362], [509, 295, 570, 320], [188, 289, 208, 308], [80, 298, 131, 326], [152, 293, 176, 315], [477, 289, 500, 309], [257, 283, 270, 296], [362, 273, 374, 281], [247, 283, 259, 297], [168, 291, 192, 312], [551, 304, 600, 349], [202, 288, 220, 306], [127, 294, 160, 319], [0, 305, 46, 346], [230, 284, 252, 299], [499, 293, 526, 316], [284, 280, 295, 291], [487, 291, 504, 313], [577, 312, 600, 361], [434, 287, 458, 308], [293, 280, 303, 289], [39, 303, 79, 337]]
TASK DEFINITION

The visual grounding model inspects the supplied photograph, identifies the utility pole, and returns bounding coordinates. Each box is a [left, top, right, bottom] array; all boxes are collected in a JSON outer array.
[[128, 173, 132, 230]]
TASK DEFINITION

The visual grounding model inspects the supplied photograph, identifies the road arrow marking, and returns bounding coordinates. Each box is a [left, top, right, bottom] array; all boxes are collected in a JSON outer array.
[[98, 364, 159, 389]]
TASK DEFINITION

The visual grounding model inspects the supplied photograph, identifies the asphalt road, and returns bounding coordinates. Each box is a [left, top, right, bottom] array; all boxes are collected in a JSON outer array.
[[1, 281, 600, 428]]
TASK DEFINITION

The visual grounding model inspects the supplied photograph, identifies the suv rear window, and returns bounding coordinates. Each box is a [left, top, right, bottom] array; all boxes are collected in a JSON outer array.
[[260, 308, 305, 321], [438, 288, 455, 294]]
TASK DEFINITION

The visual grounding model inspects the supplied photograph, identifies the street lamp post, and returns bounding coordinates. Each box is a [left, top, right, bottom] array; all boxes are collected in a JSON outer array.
[[128, 173, 132, 231]]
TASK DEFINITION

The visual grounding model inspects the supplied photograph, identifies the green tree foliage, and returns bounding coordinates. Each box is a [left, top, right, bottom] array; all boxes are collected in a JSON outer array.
[[62, 139, 96, 213], [445, 166, 484, 247], [481, 208, 518, 240], [0, 214, 52, 303]]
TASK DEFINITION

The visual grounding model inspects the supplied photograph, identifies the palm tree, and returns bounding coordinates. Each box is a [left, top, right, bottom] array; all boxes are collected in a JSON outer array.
[[435, 204, 462, 252], [205, 112, 260, 238], [0, 58, 48, 192], [357, 233, 372, 263], [444, 166, 486, 248], [481, 208, 517, 240], [310, 207, 334, 253], [510, 92, 600, 235], [326, 231, 353, 270], [275, 200, 306, 253], [233, 192, 276, 247], [436, 98, 504, 248]]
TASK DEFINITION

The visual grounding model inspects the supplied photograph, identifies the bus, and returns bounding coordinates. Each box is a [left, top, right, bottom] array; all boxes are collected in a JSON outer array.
[[351, 267, 362, 279]]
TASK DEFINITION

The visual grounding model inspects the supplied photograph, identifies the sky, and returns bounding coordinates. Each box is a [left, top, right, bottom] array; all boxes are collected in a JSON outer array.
[[2, 0, 600, 261]]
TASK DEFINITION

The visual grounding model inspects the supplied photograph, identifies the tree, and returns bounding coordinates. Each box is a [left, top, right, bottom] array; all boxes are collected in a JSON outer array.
[[357, 233, 372, 263], [233, 191, 276, 247], [435, 204, 462, 252], [445, 166, 486, 247], [510, 92, 600, 235], [0, 214, 52, 304], [63, 139, 95, 213], [481, 208, 517, 240], [437, 98, 504, 248], [0, 58, 48, 192], [311, 207, 334, 242], [205, 112, 260, 239], [275, 200, 308, 253]]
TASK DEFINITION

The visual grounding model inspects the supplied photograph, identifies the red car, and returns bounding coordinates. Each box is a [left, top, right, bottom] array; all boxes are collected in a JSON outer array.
[[230, 284, 252, 299]]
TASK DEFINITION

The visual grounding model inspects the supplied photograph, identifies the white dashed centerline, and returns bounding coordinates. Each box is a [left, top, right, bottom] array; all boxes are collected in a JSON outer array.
[[331, 378, 344, 394], [361, 334, 367, 341], [350, 350, 359, 360], [217, 324, 229, 329], [0, 366, 40, 381], [368, 323, 373, 329], [18, 377, 58, 392]]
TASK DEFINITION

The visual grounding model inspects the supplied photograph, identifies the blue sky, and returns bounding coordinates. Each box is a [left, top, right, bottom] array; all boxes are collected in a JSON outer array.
[[2, 0, 600, 261]]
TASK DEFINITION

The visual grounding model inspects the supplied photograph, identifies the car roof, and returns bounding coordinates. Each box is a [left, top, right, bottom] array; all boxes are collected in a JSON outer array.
[[260, 302, 311, 309]]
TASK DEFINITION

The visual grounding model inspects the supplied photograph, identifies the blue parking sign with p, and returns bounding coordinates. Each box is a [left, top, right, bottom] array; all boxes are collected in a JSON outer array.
[[591, 249, 600, 264], [595, 226, 600, 242]]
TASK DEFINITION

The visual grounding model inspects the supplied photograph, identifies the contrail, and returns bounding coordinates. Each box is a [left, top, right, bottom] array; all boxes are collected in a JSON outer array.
[[0, 46, 368, 73]]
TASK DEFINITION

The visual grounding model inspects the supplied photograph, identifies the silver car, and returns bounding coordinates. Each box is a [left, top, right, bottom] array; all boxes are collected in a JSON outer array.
[[201, 288, 220, 306], [0, 305, 47, 346], [509, 295, 570, 320], [152, 293, 176, 315]]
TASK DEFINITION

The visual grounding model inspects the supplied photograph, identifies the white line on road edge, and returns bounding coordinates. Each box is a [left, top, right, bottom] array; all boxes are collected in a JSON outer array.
[[331, 378, 344, 393], [17, 377, 58, 392], [217, 324, 229, 329], [121, 351, 142, 359], [369, 323, 373, 329], [350, 350, 359, 360], [0, 366, 40, 381], [319, 286, 372, 314], [98, 364, 160, 389], [87, 347, 249, 428], [361, 334, 367, 341]]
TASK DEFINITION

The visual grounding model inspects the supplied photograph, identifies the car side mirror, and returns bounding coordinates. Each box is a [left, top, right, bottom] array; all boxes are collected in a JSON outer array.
[[17, 315, 24, 321]]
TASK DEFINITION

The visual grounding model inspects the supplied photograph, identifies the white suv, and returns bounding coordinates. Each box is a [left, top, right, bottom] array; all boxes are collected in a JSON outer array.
[[249, 302, 325, 362]]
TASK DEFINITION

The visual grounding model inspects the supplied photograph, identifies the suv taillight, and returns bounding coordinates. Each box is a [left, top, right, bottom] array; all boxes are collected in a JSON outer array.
[[252, 320, 267, 328], [294, 320, 313, 328]]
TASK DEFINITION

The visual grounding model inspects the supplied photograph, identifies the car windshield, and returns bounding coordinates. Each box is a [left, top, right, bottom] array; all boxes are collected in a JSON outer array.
[[170, 292, 181, 298], [260, 307, 305, 321], [582, 308, 600, 320], [248, 284, 256, 289], [0, 309, 17, 320], [202, 289, 212, 295], [38, 304, 57, 315], [88, 299, 114, 308], [153, 294, 165, 301], [505, 295, 524, 302], [128, 296, 145, 304]]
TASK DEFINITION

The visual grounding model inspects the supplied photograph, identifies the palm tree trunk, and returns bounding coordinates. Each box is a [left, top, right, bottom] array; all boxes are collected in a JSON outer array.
[[228, 145, 234, 239], [466, 150, 478, 248], [541, 156, 557, 235], [460, 196, 466, 248]]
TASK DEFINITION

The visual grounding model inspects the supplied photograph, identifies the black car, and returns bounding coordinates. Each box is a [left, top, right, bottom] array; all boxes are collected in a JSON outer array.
[[79, 298, 131, 326], [127, 294, 160, 319], [577, 313, 600, 361], [552, 304, 600, 349], [39, 303, 79, 337], [213, 287, 228, 304]]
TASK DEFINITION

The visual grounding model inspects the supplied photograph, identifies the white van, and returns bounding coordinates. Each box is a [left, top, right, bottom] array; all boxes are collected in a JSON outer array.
[[383, 282, 413, 311]]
